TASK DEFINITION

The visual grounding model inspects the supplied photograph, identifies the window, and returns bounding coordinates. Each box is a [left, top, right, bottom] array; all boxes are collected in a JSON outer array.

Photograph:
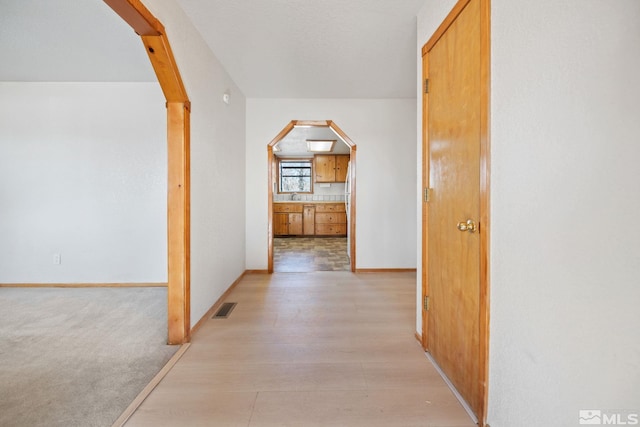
[[279, 159, 313, 193]]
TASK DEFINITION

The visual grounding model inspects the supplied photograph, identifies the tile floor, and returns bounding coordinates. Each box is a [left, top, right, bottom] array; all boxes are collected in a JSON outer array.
[[125, 272, 475, 427], [273, 237, 350, 272]]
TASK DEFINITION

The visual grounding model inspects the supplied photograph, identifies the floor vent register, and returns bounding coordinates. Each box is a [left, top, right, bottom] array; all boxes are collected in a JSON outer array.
[[212, 302, 237, 319]]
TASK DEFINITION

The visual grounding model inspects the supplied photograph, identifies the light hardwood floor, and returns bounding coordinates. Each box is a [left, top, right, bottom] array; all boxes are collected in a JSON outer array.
[[125, 272, 474, 427]]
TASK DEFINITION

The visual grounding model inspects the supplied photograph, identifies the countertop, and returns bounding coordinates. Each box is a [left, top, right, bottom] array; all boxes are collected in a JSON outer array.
[[273, 200, 345, 204]]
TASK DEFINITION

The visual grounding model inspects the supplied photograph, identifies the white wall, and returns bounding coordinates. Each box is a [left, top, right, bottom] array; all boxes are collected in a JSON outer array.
[[137, 0, 247, 326], [0, 82, 166, 283], [246, 99, 416, 270], [418, 1, 640, 426]]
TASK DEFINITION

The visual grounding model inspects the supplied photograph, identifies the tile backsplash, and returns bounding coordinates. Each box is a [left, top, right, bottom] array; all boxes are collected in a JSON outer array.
[[274, 194, 346, 202]]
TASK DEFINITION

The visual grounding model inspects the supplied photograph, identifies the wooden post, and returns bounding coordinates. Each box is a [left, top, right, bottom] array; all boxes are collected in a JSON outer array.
[[103, 0, 191, 344], [167, 102, 190, 344]]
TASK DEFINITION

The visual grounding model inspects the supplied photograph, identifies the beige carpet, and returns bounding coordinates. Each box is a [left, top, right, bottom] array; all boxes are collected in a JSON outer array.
[[0, 287, 179, 427]]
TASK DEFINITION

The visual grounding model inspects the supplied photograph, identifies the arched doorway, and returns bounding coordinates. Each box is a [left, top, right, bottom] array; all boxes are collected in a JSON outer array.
[[267, 120, 356, 273]]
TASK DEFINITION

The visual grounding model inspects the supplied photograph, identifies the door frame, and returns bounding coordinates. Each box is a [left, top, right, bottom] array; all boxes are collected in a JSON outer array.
[[104, 0, 191, 344], [267, 120, 357, 273], [421, 0, 490, 424]]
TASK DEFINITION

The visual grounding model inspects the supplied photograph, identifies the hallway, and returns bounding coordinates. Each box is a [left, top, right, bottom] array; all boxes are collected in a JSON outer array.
[[126, 272, 474, 426]]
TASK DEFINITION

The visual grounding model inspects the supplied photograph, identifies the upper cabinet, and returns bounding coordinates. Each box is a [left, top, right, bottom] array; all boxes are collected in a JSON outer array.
[[314, 155, 334, 182], [314, 155, 349, 183], [335, 155, 349, 182]]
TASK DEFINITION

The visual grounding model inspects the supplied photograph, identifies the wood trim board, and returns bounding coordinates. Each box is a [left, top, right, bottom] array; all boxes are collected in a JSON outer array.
[[0, 283, 167, 288], [103, 0, 163, 36], [103, 0, 191, 345], [110, 343, 191, 427], [355, 269, 417, 273]]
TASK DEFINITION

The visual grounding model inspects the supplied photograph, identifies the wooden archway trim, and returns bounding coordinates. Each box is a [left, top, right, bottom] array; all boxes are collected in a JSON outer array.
[[267, 120, 357, 272], [103, 0, 163, 36], [104, 0, 191, 344], [327, 121, 357, 272]]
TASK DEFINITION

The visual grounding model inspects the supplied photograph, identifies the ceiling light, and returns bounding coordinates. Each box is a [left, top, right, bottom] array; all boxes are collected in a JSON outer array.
[[306, 140, 335, 152]]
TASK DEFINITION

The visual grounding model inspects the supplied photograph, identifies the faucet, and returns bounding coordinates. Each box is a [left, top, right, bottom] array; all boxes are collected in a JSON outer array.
[[291, 192, 298, 201]]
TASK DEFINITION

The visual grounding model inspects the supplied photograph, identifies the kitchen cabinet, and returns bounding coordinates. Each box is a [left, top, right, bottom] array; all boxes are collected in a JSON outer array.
[[273, 203, 303, 213], [314, 155, 349, 183], [315, 203, 346, 213], [274, 203, 347, 236], [273, 213, 289, 236], [288, 214, 303, 235], [273, 204, 303, 236], [273, 213, 302, 235], [335, 155, 349, 182], [303, 205, 315, 235], [315, 203, 347, 235]]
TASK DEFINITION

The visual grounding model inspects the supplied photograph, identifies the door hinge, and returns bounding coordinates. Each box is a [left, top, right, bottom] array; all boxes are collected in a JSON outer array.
[[424, 295, 430, 311], [424, 188, 431, 203], [424, 79, 429, 94]]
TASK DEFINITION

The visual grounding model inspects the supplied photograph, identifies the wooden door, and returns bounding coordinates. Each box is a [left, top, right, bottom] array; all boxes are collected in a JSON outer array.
[[303, 206, 315, 235], [314, 155, 335, 182], [334, 155, 349, 182], [288, 213, 303, 235], [422, 0, 489, 423]]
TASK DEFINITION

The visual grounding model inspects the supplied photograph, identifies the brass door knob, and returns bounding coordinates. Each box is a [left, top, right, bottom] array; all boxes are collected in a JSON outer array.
[[457, 219, 477, 233]]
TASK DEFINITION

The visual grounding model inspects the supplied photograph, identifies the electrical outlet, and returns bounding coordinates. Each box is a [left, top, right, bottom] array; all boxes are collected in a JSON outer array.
[[53, 253, 61, 265]]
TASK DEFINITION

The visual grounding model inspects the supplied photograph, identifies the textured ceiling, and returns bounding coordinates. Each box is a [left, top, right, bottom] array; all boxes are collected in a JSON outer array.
[[176, 0, 424, 98], [0, 0, 423, 98], [275, 127, 351, 158], [0, 0, 154, 82]]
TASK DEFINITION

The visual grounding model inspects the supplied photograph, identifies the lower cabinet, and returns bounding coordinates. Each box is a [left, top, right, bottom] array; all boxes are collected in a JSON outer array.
[[274, 213, 302, 235], [288, 213, 303, 235], [273, 213, 289, 236], [314, 212, 347, 235], [274, 203, 346, 236], [273, 204, 304, 236], [303, 205, 315, 235], [315, 203, 347, 236]]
